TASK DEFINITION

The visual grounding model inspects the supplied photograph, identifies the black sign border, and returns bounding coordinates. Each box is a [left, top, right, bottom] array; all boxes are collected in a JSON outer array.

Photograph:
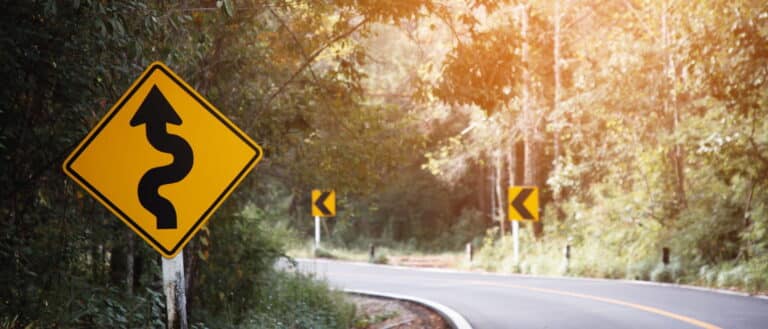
[[64, 63, 261, 257]]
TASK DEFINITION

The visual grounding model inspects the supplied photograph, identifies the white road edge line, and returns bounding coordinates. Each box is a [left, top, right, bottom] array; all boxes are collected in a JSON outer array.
[[345, 288, 473, 329], [300, 258, 768, 301]]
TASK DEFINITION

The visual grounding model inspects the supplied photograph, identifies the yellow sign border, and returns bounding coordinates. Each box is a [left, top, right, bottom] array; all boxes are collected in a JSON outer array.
[[63, 62, 263, 258], [311, 189, 336, 217], [508, 186, 539, 221]]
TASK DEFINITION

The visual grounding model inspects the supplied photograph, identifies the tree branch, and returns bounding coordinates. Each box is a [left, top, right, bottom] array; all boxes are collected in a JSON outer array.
[[254, 17, 370, 129]]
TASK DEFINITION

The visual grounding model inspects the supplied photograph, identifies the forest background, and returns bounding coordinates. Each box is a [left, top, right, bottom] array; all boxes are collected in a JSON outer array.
[[2, 0, 767, 328]]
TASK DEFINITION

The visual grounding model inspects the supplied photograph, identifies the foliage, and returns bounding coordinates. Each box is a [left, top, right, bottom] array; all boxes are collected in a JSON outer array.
[[370, 253, 390, 265], [192, 206, 285, 323], [314, 247, 337, 259], [198, 272, 355, 329], [0, 0, 429, 327], [423, 0, 768, 294], [247, 272, 355, 329], [3, 0, 768, 326]]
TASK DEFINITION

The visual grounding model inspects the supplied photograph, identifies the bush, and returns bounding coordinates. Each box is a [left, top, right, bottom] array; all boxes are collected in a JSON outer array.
[[649, 261, 684, 283], [745, 257, 768, 293], [716, 264, 747, 288], [434, 208, 488, 250], [193, 210, 285, 323], [314, 247, 337, 259], [698, 265, 717, 286], [626, 258, 656, 281], [692, 259, 768, 294], [650, 264, 672, 283], [243, 272, 356, 329], [371, 254, 389, 264]]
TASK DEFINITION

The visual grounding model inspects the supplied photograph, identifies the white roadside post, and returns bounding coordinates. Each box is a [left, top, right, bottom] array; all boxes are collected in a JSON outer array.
[[512, 220, 520, 264], [162, 251, 188, 329], [315, 216, 321, 250]]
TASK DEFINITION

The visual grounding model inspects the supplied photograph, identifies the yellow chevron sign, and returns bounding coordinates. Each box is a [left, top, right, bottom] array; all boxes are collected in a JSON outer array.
[[312, 189, 335, 217], [508, 186, 539, 221]]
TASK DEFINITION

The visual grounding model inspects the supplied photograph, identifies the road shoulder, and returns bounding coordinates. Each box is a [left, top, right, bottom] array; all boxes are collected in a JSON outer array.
[[347, 289, 473, 329]]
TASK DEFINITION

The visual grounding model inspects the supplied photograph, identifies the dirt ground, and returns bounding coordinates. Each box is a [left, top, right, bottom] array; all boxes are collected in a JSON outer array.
[[387, 255, 459, 269], [348, 294, 449, 329]]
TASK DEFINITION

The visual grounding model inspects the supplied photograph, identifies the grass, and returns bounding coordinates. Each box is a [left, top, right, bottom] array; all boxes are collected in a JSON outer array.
[[288, 241, 464, 266], [238, 271, 357, 329], [289, 234, 768, 297], [352, 310, 399, 328]]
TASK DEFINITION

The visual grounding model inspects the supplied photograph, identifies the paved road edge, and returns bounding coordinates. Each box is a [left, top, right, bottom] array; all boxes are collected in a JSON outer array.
[[344, 288, 473, 329], [300, 258, 768, 301]]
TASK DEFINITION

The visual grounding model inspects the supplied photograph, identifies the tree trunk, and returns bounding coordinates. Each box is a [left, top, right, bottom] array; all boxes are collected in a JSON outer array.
[[507, 139, 516, 186], [662, 0, 686, 211], [126, 231, 134, 295], [109, 244, 126, 286], [490, 156, 498, 232], [520, 4, 544, 237], [553, 0, 562, 172], [184, 240, 196, 310], [552, 0, 568, 222], [91, 242, 99, 283], [477, 155, 491, 226], [495, 152, 505, 236]]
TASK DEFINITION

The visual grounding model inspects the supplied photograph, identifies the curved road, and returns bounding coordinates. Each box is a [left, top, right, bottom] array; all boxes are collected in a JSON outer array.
[[297, 259, 768, 329]]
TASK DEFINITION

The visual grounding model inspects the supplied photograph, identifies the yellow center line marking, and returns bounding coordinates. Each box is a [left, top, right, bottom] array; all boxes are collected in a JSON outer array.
[[468, 280, 722, 329], [315, 267, 722, 329]]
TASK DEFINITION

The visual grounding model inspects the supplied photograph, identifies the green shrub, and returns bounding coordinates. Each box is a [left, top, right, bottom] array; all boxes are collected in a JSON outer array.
[[744, 257, 768, 293], [371, 253, 389, 264], [243, 272, 356, 329], [650, 264, 671, 283], [650, 261, 683, 283], [716, 264, 747, 288], [314, 247, 337, 259], [626, 258, 656, 281], [698, 265, 718, 286], [34, 285, 167, 329], [193, 210, 285, 323], [0, 316, 21, 329]]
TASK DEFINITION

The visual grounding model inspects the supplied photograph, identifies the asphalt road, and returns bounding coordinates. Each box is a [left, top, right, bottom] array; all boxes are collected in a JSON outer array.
[[296, 259, 768, 329]]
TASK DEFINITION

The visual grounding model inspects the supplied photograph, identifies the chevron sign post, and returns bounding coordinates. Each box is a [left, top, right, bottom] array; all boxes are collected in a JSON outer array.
[[311, 189, 335, 250], [508, 186, 539, 264]]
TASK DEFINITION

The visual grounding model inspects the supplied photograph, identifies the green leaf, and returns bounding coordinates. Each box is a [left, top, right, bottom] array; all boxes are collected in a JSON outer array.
[[223, 0, 235, 17]]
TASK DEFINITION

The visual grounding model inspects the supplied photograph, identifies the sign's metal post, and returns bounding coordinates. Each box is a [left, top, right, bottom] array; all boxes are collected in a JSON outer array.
[[512, 220, 520, 264], [311, 189, 335, 251], [162, 251, 188, 329], [508, 185, 538, 266], [314, 216, 321, 250]]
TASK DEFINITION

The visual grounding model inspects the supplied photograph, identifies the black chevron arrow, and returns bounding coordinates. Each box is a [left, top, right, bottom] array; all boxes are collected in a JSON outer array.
[[130, 85, 193, 229], [511, 188, 535, 220], [314, 191, 332, 216]]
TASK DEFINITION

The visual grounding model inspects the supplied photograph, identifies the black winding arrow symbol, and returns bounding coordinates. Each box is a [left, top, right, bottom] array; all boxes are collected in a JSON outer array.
[[511, 188, 535, 220], [314, 191, 332, 216], [130, 85, 193, 229]]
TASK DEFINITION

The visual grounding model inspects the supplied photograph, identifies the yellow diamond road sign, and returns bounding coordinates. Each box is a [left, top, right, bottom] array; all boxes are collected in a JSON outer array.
[[508, 186, 539, 221], [63, 62, 262, 258], [312, 189, 335, 217]]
